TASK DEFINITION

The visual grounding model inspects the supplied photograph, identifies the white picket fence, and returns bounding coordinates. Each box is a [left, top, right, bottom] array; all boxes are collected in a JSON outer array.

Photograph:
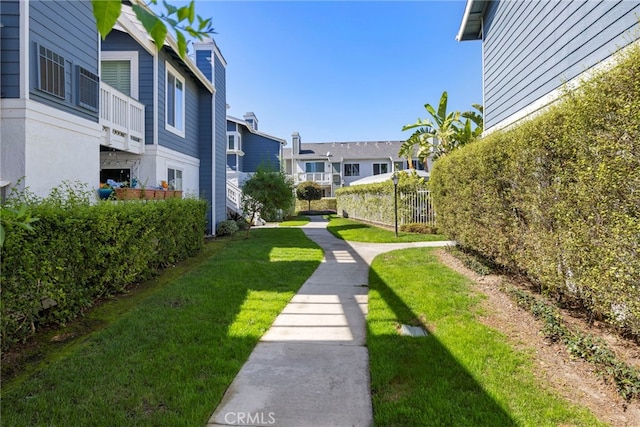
[[399, 190, 435, 227]]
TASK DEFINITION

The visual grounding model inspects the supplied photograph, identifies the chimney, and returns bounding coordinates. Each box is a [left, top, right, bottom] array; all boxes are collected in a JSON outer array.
[[243, 112, 258, 131], [292, 132, 301, 155]]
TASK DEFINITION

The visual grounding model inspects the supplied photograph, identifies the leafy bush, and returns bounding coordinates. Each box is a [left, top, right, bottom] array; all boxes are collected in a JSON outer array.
[[1, 186, 207, 349], [294, 197, 336, 214], [399, 223, 438, 235], [216, 219, 239, 236], [430, 43, 640, 337], [336, 171, 430, 226], [296, 181, 323, 211]]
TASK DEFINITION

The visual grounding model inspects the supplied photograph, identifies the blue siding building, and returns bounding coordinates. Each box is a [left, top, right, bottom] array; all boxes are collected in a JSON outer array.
[[226, 113, 286, 174], [1, 0, 228, 234], [1, 0, 102, 196], [457, 0, 640, 133]]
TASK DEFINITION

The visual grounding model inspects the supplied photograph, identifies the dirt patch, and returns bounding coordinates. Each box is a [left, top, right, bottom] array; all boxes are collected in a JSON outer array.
[[435, 249, 640, 427]]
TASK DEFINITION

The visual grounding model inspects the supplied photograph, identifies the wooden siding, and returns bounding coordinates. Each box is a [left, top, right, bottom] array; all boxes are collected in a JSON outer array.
[[157, 50, 201, 158], [0, 0, 20, 98], [242, 132, 282, 172], [213, 54, 227, 227], [28, 0, 99, 121], [483, 0, 640, 130], [102, 30, 154, 145]]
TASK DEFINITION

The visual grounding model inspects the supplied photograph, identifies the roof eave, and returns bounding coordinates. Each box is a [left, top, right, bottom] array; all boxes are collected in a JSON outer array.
[[456, 0, 484, 42]]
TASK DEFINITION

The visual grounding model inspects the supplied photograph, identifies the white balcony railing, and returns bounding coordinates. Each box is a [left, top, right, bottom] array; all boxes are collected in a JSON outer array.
[[295, 172, 331, 184], [99, 82, 145, 154]]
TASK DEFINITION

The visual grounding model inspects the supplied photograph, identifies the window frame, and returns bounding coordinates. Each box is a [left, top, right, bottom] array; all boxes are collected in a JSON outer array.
[[76, 65, 99, 112], [227, 131, 241, 152], [344, 163, 360, 177], [165, 61, 186, 138], [372, 163, 389, 175], [167, 167, 183, 191], [37, 44, 66, 99], [305, 162, 325, 173], [100, 51, 139, 98]]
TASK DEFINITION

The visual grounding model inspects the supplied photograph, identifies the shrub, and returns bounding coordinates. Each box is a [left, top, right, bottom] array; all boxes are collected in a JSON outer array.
[[294, 197, 336, 214], [430, 43, 640, 337], [216, 219, 239, 236], [296, 181, 323, 211], [399, 223, 438, 235], [1, 187, 207, 349]]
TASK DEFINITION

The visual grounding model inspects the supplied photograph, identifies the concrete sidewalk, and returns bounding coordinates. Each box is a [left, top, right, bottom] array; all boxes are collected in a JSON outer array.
[[207, 217, 454, 427]]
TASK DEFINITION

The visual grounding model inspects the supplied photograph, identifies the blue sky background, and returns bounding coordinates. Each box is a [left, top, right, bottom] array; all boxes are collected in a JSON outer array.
[[183, 1, 482, 145]]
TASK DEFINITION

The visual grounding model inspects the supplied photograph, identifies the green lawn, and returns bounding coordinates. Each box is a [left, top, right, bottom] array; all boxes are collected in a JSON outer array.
[[326, 215, 448, 243], [278, 215, 311, 227], [368, 247, 602, 426], [1, 228, 323, 426]]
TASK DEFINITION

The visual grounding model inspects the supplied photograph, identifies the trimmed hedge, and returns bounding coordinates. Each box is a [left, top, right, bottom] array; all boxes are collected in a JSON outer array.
[[430, 44, 640, 337], [294, 197, 337, 214], [336, 171, 429, 226], [1, 197, 207, 349]]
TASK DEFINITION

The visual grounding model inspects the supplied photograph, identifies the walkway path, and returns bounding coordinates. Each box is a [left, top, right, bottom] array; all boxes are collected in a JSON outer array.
[[207, 217, 454, 427]]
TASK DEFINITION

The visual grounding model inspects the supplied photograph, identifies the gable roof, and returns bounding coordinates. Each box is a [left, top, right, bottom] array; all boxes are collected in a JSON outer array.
[[115, 2, 214, 93], [283, 141, 405, 161], [227, 116, 286, 145], [456, 0, 488, 41]]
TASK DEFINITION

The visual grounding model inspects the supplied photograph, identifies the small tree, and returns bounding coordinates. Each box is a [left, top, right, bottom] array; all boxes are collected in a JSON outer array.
[[296, 181, 323, 211], [241, 166, 293, 238]]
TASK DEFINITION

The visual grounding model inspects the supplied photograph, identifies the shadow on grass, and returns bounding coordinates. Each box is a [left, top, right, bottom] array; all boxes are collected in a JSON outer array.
[[1, 228, 323, 427], [367, 267, 517, 426]]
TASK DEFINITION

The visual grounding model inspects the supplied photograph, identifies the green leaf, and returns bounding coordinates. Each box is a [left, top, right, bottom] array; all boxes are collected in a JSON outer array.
[[176, 31, 187, 59], [0, 223, 5, 247], [163, 0, 177, 15], [92, 0, 121, 40], [132, 4, 168, 51], [437, 91, 448, 120], [177, 5, 190, 22], [188, 1, 196, 22]]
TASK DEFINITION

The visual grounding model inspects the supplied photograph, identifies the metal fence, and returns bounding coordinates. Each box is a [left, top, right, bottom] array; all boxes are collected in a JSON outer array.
[[399, 190, 435, 227]]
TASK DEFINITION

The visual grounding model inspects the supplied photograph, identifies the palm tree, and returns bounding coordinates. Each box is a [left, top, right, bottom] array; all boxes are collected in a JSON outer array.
[[402, 91, 461, 160], [400, 94, 484, 170]]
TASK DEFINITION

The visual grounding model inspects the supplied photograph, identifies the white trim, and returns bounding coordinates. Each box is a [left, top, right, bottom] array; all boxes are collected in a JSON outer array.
[[19, 0, 29, 99], [115, 9, 156, 55], [100, 51, 139, 99], [456, 0, 475, 42], [144, 144, 200, 167], [1, 98, 102, 136], [164, 61, 185, 138], [166, 165, 184, 191], [485, 39, 640, 135]]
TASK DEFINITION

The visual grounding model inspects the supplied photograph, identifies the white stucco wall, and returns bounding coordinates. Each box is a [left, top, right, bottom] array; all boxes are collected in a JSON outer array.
[[1, 99, 101, 198], [142, 145, 200, 195]]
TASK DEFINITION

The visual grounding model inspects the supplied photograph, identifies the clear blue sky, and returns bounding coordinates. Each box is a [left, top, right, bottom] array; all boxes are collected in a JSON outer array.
[[184, 1, 482, 145]]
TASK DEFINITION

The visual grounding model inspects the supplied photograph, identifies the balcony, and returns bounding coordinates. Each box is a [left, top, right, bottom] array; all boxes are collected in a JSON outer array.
[[294, 172, 332, 185], [99, 82, 145, 154]]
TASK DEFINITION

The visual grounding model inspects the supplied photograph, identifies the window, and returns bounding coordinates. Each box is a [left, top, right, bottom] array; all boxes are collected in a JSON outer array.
[[165, 62, 185, 137], [101, 60, 131, 96], [373, 163, 388, 175], [344, 163, 360, 177], [305, 162, 325, 173], [38, 45, 65, 99], [168, 168, 183, 191], [228, 134, 235, 150], [101, 51, 139, 98], [77, 66, 99, 111]]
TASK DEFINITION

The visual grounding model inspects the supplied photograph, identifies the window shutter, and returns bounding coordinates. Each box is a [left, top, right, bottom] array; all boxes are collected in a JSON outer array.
[[101, 60, 131, 96]]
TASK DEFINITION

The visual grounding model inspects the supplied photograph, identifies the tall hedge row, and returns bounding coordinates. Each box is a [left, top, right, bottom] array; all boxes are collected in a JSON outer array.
[[1, 198, 207, 349], [430, 44, 640, 337], [336, 172, 429, 226]]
